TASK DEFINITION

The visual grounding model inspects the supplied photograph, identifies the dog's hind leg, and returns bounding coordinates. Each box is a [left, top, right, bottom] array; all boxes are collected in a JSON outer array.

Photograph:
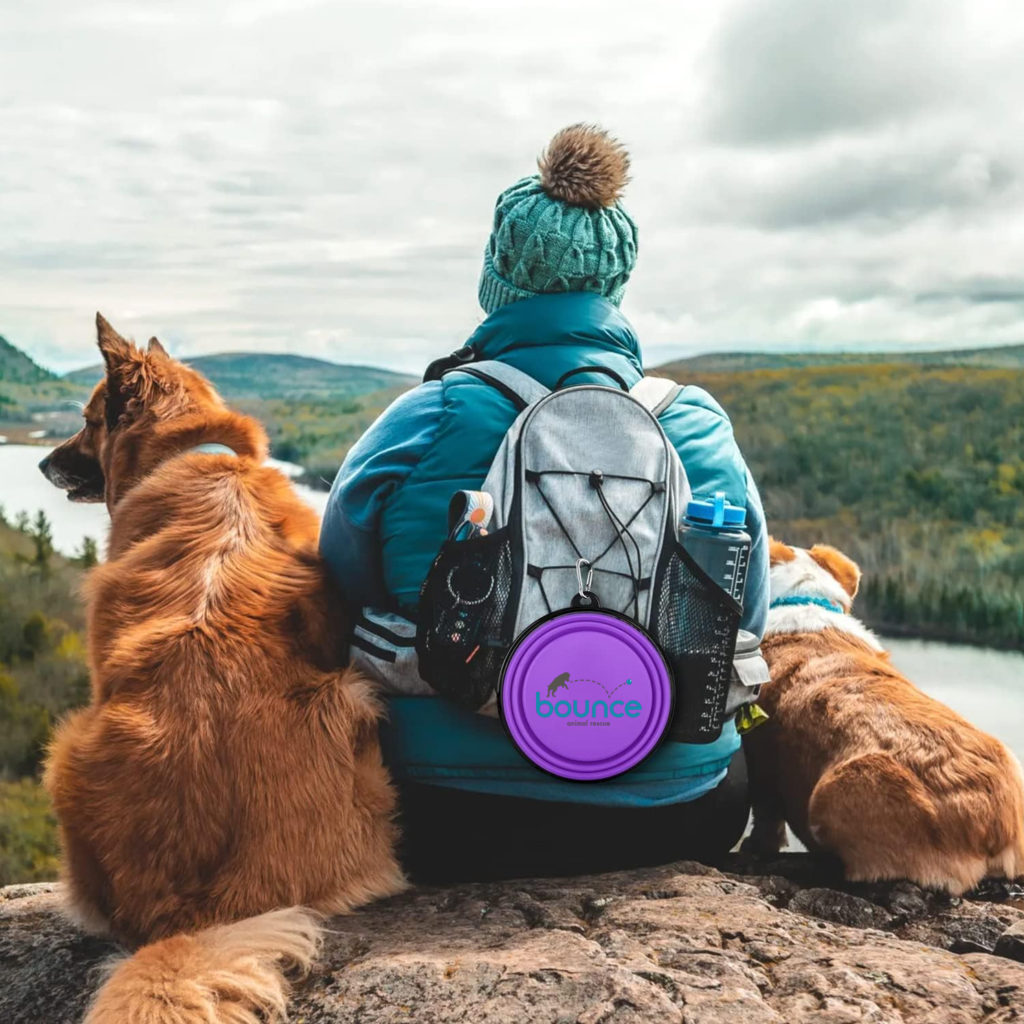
[[44, 709, 113, 936], [742, 728, 788, 855], [990, 751, 1024, 881], [59, 826, 114, 937], [808, 753, 984, 893], [744, 800, 787, 855]]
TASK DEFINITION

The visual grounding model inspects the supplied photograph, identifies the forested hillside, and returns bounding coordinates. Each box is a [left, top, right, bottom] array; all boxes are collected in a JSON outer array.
[[0, 337, 83, 427], [667, 362, 1024, 649], [239, 386, 412, 486], [0, 512, 92, 884], [0, 340, 88, 431], [0, 337, 55, 385]]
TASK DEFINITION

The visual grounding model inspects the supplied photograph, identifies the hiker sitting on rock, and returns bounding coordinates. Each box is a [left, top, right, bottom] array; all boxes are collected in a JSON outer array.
[[320, 124, 769, 881]]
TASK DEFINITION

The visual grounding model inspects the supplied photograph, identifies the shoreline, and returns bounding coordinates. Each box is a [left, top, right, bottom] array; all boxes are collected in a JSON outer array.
[[0, 431, 53, 446], [869, 619, 1024, 656]]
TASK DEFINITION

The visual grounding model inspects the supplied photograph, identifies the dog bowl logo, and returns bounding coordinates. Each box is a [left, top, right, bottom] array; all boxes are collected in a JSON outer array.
[[535, 672, 644, 722], [498, 610, 674, 782]]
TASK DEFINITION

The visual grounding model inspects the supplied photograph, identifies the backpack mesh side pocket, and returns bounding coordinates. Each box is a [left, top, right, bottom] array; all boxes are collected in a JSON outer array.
[[651, 541, 742, 743], [416, 527, 516, 711]]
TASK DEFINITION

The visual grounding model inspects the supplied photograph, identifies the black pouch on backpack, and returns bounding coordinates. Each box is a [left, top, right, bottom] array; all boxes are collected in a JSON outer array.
[[415, 527, 517, 711], [650, 541, 742, 744]]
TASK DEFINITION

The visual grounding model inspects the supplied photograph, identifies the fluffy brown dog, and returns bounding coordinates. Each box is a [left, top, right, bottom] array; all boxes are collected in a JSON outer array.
[[40, 315, 406, 1024], [745, 538, 1024, 894]]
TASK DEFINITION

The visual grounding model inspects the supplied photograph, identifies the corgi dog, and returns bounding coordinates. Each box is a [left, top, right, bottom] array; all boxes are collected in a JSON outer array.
[[41, 315, 406, 1024], [744, 538, 1024, 894]]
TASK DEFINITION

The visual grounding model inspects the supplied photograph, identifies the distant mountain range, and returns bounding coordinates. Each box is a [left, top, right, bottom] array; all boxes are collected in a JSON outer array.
[[63, 351, 418, 400], [7, 335, 1024, 399], [0, 338, 418, 441], [658, 343, 1024, 376]]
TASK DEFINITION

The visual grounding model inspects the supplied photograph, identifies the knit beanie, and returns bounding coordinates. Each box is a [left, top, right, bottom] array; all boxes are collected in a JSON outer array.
[[478, 124, 638, 315]]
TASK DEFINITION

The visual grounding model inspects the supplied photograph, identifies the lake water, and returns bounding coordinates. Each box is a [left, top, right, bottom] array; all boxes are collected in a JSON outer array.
[[1, 443, 1021, 759], [884, 637, 1024, 764]]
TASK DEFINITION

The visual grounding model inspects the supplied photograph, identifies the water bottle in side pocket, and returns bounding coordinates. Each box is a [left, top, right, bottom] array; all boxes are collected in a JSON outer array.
[[679, 492, 751, 604]]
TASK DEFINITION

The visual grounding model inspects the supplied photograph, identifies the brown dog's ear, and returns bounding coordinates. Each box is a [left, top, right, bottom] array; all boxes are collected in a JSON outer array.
[[809, 544, 861, 598], [768, 537, 797, 567], [147, 337, 168, 357], [98, 313, 135, 429], [96, 313, 133, 372], [96, 314, 171, 430]]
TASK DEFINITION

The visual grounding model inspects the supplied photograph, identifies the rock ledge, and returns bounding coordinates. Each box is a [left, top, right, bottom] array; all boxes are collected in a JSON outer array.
[[4, 857, 1024, 1023]]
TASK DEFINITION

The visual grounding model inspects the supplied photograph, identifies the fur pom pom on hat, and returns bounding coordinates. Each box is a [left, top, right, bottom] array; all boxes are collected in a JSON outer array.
[[478, 124, 638, 315], [538, 124, 631, 209]]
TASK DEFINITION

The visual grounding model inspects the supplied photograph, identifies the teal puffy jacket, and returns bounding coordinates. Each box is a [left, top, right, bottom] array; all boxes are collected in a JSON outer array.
[[320, 292, 768, 807]]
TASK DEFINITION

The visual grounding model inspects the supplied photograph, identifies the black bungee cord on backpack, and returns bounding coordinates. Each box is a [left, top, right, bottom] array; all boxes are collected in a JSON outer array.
[[592, 472, 644, 622]]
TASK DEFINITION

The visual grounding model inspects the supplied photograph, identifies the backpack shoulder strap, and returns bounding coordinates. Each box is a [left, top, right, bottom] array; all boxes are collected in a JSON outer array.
[[631, 376, 684, 418], [443, 359, 550, 411]]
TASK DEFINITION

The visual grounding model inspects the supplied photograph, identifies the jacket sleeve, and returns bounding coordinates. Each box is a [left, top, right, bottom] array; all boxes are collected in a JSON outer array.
[[318, 382, 443, 610], [740, 466, 769, 640]]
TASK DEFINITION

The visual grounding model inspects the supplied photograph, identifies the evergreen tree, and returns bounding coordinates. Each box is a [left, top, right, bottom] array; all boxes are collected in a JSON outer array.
[[78, 536, 98, 569], [30, 510, 54, 575]]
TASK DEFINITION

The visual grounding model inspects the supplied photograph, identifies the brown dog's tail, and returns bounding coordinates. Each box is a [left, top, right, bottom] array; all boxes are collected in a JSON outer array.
[[85, 907, 321, 1024]]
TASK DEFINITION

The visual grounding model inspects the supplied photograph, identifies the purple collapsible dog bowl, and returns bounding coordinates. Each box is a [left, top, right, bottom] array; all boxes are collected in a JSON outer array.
[[498, 608, 675, 782]]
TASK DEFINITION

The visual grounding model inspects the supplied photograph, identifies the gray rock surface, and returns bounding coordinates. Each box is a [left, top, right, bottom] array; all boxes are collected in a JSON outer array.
[[4, 859, 1024, 1023], [995, 921, 1024, 964], [725, 854, 1024, 955]]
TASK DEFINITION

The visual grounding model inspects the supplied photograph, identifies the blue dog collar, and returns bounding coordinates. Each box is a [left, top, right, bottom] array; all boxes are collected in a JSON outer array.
[[770, 595, 844, 614]]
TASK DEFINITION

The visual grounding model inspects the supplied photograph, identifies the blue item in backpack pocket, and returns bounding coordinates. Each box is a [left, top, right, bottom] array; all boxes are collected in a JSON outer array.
[[680, 491, 751, 605]]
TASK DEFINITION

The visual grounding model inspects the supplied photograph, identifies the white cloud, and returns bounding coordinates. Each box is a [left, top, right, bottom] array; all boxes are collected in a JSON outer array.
[[1, 0, 1023, 373]]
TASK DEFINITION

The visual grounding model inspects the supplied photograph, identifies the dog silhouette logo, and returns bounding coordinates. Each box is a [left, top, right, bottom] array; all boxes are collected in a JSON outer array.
[[546, 672, 571, 697]]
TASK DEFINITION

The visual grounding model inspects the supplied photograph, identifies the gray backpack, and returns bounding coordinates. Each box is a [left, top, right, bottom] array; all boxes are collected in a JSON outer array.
[[412, 362, 746, 742]]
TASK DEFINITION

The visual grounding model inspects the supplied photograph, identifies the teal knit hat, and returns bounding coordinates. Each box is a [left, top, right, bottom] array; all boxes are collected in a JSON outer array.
[[478, 124, 638, 315]]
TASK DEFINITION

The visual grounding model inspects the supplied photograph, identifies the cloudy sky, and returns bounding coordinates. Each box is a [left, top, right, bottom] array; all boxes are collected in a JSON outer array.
[[3, 0, 1024, 373]]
